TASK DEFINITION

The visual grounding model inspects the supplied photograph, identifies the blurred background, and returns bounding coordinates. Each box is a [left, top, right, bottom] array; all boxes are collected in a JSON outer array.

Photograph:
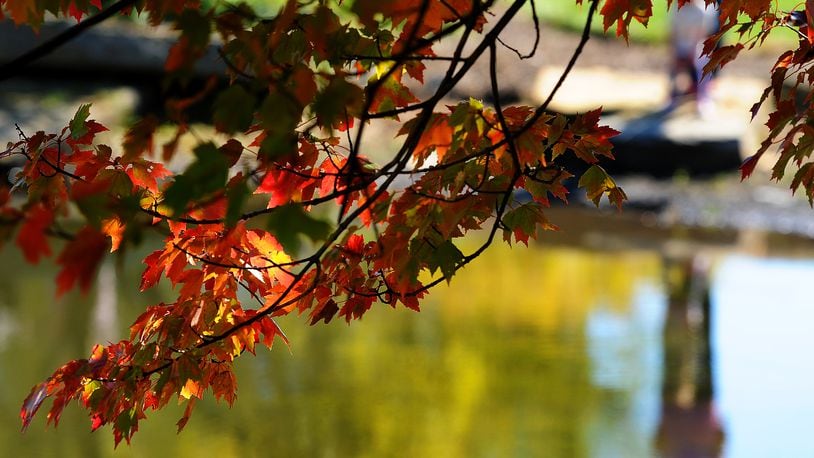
[[2, 1, 814, 457]]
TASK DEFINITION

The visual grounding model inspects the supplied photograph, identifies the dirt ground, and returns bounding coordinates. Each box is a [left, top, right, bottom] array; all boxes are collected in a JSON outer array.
[[420, 14, 777, 106]]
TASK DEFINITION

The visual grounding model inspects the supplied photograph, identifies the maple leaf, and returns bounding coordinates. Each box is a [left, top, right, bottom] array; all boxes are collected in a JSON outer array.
[[704, 44, 745, 74], [20, 383, 48, 432], [165, 9, 212, 74], [338, 294, 375, 322], [113, 406, 141, 447], [101, 217, 125, 252], [69, 104, 92, 140], [425, 240, 464, 281], [355, 0, 481, 44], [175, 399, 197, 433], [179, 379, 204, 400], [4, 0, 39, 26], [125, 160, 170, 194], [600, 0, 653, 39], [309, 298, 339, 325], [213, 85, 256, 134], [502, 202, 558, 246], [312, 77, 364, 130], [254, 316, 288, 347], [740, 151, 765, 180], [67, 3, 84, 22], [139, 250, 164, 291], [791, 162, 814, 204], [16, 204, 53, 264], [9, 0, 801, 446], [578, 165, 627, 208], [368, 69, 419, 115], [210, 368, 237, 406], [91, 414, 104, 432], [265, 204, 331, 253], [401, 113, 454, 167], [163, 142, 230, 215], [122, 116, 159, 160], [55, 227, 108, 297]]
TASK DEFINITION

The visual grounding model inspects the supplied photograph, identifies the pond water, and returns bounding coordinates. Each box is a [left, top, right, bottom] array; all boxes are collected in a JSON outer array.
[[0, 235, 812, 457]]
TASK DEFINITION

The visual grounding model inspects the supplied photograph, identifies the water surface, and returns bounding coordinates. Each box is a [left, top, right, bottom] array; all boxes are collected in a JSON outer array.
[[1, 239, 812, 457]]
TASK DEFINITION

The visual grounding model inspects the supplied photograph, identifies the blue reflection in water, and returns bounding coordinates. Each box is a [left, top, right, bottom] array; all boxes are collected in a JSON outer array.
[[585, 283, 666, 457], [712, 255, 814, 458]]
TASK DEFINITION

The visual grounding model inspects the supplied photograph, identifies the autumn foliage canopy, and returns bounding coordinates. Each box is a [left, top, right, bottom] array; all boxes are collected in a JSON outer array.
[[1, 0, 811, 446]]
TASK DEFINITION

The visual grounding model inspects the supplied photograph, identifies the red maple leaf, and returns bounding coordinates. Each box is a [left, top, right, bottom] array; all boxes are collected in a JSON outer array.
[[55, 227, 108, 297], [16, 204, 53, 264]]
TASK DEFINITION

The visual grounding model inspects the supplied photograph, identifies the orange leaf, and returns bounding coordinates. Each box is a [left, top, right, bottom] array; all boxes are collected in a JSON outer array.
[[179, 379, 203, 400], [176, 399, 197, 433], [126, 160, 170, 194], [101, 217, 125, 252], [5, 0, 37, 26]]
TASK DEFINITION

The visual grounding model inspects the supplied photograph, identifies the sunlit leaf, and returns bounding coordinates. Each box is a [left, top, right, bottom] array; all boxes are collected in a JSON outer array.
[[69, 104, 91, 140]]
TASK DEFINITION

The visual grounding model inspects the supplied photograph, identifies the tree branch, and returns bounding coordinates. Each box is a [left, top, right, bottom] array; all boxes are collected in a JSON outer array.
[[0, 0, 138, 82]]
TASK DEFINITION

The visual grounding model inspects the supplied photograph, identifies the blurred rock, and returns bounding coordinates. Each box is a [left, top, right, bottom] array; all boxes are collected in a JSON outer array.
[[0, 19, 224, 80], [533, 66, 669, 113]]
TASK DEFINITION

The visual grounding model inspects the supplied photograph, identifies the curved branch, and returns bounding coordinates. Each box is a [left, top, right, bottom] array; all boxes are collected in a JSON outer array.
[[469, 0, 599, 159], [534, 0, 598, 113], [496, 0, 540, 59]]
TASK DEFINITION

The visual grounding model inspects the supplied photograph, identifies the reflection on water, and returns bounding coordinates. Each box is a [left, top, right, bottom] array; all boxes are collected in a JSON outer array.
[[713, 256, 814, 458], [657, 255, 724, 456], [0, 239, 812, 456]]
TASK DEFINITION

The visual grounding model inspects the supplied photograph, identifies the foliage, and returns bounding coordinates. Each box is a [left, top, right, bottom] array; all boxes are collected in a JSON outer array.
[[539, 0, 670, 42], [0, 0, 807, 447]]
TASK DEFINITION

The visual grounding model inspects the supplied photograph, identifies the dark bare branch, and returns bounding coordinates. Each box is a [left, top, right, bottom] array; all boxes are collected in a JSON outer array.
[[0, 0, 138, 82]]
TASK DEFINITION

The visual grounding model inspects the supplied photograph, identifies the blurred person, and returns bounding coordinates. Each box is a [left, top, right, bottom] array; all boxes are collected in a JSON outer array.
[[669, 0, 719, 115]]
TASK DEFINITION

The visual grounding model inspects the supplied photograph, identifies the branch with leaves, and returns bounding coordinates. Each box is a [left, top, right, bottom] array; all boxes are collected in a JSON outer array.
[[0, 0, 807, 447]]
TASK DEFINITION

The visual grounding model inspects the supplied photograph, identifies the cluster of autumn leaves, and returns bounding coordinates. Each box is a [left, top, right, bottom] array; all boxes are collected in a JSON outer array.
[[1, 0, 811, 446]]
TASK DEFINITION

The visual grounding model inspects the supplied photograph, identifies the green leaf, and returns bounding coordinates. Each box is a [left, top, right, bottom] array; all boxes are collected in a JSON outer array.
[[312, 77, 364, 129], [225, 177, 250, 227], [259, 133, 298, 160], [73, 170, 132, 227], [502, 202, 557, 245], [272, 28, 308, 64], [578, 165, 624, 207], [426, 239, 464, 282], [213, 85, 256, 134], [163, 142, 230, 215], [113, 408, 138, 447], [258, 92, 302, 159], [177, 9, 211, 47], [131, 342, 158, 367], [266, 204, 332, 253], [70, 103, 91, 140], [448, 98, 483, 126]]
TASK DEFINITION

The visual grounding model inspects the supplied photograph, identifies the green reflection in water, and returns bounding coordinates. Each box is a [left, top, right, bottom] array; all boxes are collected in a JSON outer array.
[[0, 242, 662, 457]]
